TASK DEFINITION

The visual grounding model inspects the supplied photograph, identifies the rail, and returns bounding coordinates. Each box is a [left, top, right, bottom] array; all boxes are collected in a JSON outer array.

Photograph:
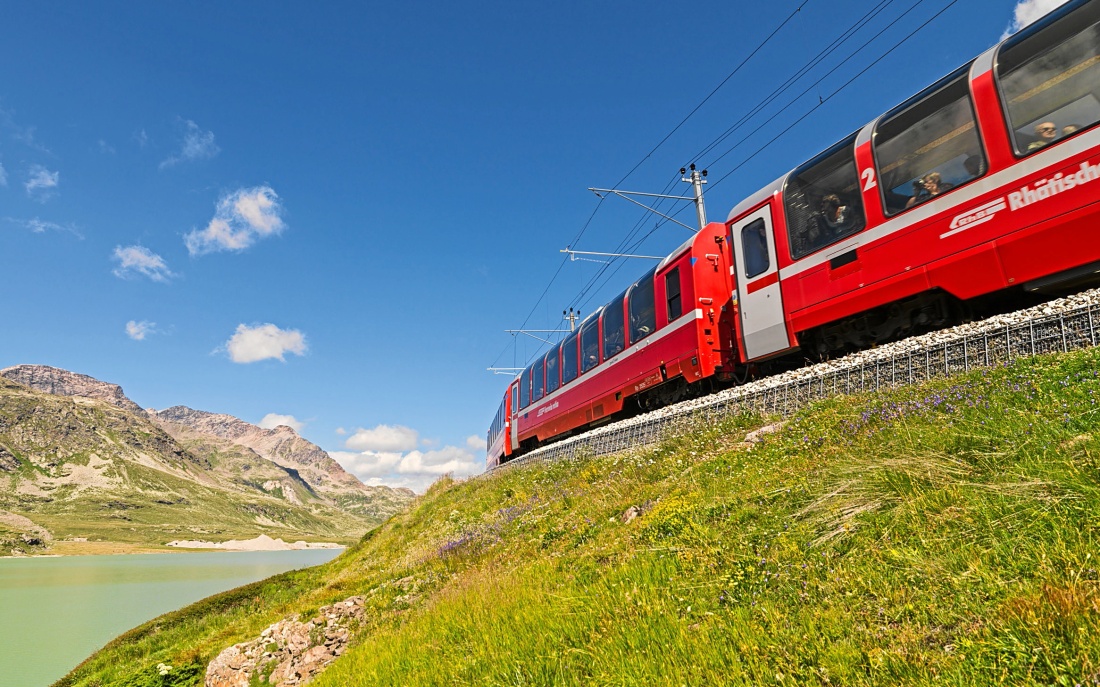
[[500, 297, 1100, 469]]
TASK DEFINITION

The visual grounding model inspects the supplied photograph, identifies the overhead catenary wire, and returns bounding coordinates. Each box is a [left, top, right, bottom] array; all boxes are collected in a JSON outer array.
[[564, 0, 813, 253], [707, 0, 961, 188], [601, 0, 961, 241], [495, 0, 963, 372], [569, 0, 930, 314], [688, 0, 900, 164], [499, 1, 815, 370]]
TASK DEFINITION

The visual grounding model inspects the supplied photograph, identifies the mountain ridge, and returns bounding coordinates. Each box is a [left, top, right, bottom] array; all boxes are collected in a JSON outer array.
[[0, 365, 412, 555]]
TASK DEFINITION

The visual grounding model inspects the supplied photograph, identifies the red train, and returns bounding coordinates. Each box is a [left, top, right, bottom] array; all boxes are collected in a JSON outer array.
[[488, 0, 1100, 466]]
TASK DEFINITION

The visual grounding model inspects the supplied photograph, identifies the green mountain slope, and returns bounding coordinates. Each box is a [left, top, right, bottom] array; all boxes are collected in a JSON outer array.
[[0, 377, 406, 554], [59, 348, 1100, 686]]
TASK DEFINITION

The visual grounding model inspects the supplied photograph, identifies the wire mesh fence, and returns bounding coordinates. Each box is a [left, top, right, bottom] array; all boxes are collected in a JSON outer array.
[[497, 301, 1100, 471]]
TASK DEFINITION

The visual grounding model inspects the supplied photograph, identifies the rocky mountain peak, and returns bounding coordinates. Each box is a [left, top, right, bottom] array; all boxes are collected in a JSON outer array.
[[152, 405, 365, 493], [154, 405, 265, 441], [0, 365, 409, 513], [0, 364, 144, 415]]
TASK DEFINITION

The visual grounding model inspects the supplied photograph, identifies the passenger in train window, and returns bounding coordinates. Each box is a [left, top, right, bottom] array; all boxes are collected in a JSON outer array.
[[607, 326, 624, 357], [964, 155, 985, 178], [1063, 124, 1079, 135], [1028, 121, 1058, 150], [905, 172, 953, 208], [633, 306, 655, 336], [819, 194, 852, 232], [583, 338, 599, 369], [906, 178, 928, 208]]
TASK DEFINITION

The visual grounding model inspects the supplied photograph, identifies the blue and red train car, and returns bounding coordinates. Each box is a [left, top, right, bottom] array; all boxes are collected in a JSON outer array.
[[489, 0, 1100, 466]]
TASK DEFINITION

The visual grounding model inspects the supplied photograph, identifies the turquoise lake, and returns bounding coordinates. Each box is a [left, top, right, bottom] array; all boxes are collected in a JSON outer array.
[[0, 549, 343, 687]]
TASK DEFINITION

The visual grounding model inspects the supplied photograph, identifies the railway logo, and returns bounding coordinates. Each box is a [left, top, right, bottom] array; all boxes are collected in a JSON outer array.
[[944, 159, 1100, 239], [944, 197, 1007, 237], [536, 401, 559, 418]]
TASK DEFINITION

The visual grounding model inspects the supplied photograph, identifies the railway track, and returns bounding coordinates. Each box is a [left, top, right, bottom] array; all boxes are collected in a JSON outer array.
[[501, 287, 1100, 468]]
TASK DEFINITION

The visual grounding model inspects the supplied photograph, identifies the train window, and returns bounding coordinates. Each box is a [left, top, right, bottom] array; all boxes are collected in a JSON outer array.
[[629, 268, 657, 344], [997, 1, 1100, 156], [741, 219, 770, 278], [532, 356, 545, 403], [519, 367, 530, 408], [511, 385, 518, 416], [602, 293, 626, 360], [783, 134, 866, 260], [561, 332, 579, 385], [581, 312, 601, 374], [666, 268, 683, 321], [545, 348, 560, 394], [874, 70, 984, 215]]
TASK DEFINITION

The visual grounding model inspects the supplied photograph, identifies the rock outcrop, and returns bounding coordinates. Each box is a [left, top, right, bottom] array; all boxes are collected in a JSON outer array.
[[1, 364, 144, 415], [205, 596, 364, 686]]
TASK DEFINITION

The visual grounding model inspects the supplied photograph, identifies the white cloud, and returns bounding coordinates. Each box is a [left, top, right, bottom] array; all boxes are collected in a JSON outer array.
[[466, 434, 485, 451], [184, 186, 285, 256], [397, 446, 479, 476], [4, 217, 82, 238], [112, 245, 175, 283], [225, 323, 307, 363], [332, 444, 482, 493], [259, 413, 305, 432], [346, 424, 419, 452], [24, 165, 58, 201], [15, 127, 49, 153], [335, 427, 347, 436], [134, 129, 148, 148], [0, 161, 7, 187], [98, 139, 116, 154], [1005, 0, 1070, 36], [331, 450, 405, 480], [0, 106, 49, 154], [126, 320, 156, 341], [160, 119, 220, 169]]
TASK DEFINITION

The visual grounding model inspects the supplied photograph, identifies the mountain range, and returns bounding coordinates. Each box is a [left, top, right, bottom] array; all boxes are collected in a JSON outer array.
[[0, 364, 413, 555]]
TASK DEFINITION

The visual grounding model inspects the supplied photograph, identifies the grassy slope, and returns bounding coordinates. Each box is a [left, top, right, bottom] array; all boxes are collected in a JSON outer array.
[[60, 349, 1100, 686]]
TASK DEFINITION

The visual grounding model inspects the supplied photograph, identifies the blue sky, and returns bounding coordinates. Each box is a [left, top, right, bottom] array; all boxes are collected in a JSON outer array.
[[0, 0, 1062, 491]]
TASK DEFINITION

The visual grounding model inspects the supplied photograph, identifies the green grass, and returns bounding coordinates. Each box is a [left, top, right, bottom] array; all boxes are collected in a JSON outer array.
[[59, 348, 1100, 686]]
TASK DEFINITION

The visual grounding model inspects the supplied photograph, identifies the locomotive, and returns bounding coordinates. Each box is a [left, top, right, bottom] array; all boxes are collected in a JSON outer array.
[[488, 0, 1100, 467]]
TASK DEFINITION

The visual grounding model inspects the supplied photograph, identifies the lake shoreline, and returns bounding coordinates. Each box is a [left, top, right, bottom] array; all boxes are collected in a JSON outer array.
[[2, 534, 347, 558], [0, 548, 344, 686]]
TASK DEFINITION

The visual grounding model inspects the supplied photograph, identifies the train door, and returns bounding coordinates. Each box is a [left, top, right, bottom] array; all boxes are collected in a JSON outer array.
[[508, 381, 519, 456], [731, 203, 794, 360]]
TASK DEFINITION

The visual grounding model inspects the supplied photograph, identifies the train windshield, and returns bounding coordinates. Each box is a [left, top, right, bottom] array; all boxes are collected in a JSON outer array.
[[519, 367, 531, 408], [532, 356, 545, 402], [783, 134, 866, 260], [561, 332, 579, 385], [628, 268, 657, 343], [997, 1, 1100, 156], [545, 348, 560, 394], [666, 268, 683, 320], [581, 312, 601, 373], [874, 70, 984, 215], [602, 292, 626, 360]]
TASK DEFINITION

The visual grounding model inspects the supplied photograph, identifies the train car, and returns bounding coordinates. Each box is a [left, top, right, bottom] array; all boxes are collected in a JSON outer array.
[[728, 0, 1100, 362], [488, 222, 737, 466], [489, 0, 1100, 466]]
